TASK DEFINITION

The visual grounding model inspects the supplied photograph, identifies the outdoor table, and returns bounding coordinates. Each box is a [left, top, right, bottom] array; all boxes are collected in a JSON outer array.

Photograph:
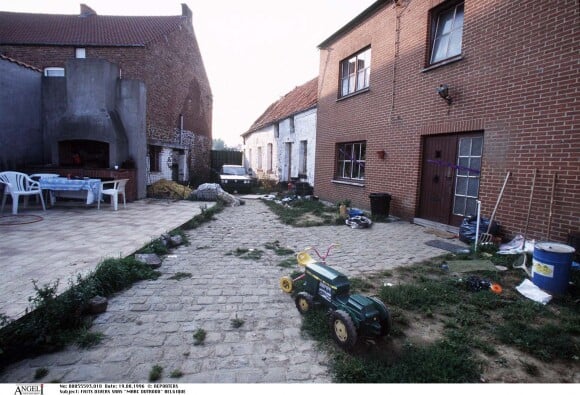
[[39, 177, 101, 205]]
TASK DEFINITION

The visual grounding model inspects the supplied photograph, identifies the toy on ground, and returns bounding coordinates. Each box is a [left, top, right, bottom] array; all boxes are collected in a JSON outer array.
[[279, 244, 391, 350], [345, 208, 372, 229]]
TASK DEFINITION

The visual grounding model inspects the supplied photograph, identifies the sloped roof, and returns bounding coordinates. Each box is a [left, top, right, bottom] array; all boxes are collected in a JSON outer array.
[[244, 77, 318, 136], [0, 5, 186, 47], [0, 54, 41, 72], [318, 0, 390, 49]]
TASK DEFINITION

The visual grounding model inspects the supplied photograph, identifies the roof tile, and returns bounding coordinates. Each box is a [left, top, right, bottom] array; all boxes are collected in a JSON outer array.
[[0, 9, 185, 46], [245, 77, 318, 135]]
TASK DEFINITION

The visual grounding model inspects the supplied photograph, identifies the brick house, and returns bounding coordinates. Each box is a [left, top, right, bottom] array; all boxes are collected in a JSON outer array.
[[242, 77, 318, 186], [315, 0, 578, 244], [0, 4, 212, 197]]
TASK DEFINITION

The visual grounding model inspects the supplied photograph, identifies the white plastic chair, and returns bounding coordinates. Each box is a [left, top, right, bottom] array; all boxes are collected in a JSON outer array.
[[0, 171, 46, 215], [98, 179, 129, 211]]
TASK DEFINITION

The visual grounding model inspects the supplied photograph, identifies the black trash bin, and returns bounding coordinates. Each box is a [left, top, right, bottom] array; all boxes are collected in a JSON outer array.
[[369, 193, 391, 219]]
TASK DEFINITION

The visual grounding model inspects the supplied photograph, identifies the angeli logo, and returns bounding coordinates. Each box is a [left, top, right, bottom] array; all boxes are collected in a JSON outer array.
[[14, 384, 43, 395]]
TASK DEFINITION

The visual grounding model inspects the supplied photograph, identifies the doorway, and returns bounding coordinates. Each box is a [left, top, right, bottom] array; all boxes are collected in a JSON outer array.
[[418, 133, 483, 226]]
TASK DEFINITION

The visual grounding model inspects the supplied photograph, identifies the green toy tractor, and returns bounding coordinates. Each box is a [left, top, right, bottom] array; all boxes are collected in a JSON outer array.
[[279, 246, 391, 350]]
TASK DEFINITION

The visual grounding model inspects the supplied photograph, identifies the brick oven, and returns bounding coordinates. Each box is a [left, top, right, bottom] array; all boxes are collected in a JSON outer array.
[[41, 58, 147, 199]]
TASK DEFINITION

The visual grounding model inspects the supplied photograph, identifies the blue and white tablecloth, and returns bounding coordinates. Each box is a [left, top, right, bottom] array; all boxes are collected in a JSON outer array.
[[39, 177, 101, 204]]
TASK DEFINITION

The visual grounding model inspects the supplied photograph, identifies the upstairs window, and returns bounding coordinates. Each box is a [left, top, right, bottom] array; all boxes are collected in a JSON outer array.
[[340, 47, 371, 97], [75, 48, 86, 59], [429, 2, 464, 65]]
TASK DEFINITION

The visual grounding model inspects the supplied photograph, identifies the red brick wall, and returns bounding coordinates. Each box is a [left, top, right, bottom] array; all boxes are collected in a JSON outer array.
[[315, 0, 579, 243], [1, 20, 213, 183]]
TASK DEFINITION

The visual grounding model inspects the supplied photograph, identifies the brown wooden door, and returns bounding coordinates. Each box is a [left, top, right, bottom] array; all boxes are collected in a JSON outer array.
[[418, 133, 484, 226], [418, 134, 457, 224]]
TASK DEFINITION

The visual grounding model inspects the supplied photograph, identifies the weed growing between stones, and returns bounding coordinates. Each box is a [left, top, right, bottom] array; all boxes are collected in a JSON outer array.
[[193, 329, 206, 346], [231, 316, 245, 328], [168, 272, 193, 281], [34, 368, 48, 380], [148, 365, 163, 381]]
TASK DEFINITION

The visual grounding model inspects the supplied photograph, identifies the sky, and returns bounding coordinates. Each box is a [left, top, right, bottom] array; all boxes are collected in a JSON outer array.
[[1, 0, 377, 147]]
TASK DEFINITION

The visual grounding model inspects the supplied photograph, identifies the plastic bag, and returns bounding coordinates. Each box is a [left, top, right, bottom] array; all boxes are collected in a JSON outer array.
[[459, 215, 492, 244]]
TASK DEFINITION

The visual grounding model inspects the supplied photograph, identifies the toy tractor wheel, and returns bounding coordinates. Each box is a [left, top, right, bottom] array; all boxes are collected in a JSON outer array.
[[329, 310, 357, 350], [279, 276, 293, 293], [295, 292, 314, 314]]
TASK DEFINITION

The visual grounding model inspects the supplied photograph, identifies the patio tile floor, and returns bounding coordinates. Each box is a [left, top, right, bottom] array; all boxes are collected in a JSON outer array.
[[0, 198, 213, 320]]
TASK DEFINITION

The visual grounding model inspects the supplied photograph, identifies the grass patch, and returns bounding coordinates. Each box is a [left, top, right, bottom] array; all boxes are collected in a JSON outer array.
[[293, 251, 579, 383], [193, 329, 206, 346], [170, 369, 183, 378], [261, 199, 339, 227], [137, 238, 169, 256], [149, 364, 163, 381], [181, 202, 224, 230], [74, 327, 105, 349], [264, 240, 295, 256], [226, 247, 263, 260], [278, 256, 297, 268], [231, 317, 245, 328], [168, 272, 192, 281], [332, 338, 481, 383], [34, 367, 49, 380]]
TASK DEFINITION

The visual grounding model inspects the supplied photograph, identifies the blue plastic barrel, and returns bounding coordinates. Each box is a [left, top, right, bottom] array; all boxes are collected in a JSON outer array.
[[532, 242, 576, 295]]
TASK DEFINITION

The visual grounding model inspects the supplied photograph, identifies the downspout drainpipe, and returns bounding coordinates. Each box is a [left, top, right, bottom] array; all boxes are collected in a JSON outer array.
[[179, 114, 184, 146]]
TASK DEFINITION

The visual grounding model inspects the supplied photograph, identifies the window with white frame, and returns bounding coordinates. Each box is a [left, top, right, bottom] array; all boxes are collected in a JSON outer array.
[[453, 136, 482, 217], [43, 67, 65, 77], [340, 47, 371, 97], [75, 48, 86, 59], [336, 141, 366, 181], [429, 1, 464, 65]]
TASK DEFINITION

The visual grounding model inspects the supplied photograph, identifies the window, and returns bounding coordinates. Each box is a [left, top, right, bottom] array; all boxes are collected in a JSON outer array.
[[336, 142, 366, 181], [75, 48, 86, 59], [429, 2, 464, 65], [148, 145, 161, 172], [340, 47, 371, 97], [44, 67, 65, 77], [299, 140, 308, 176], [267, 143, 273, 172], [274, 124, 279, 138], [289, 117, 295, 133], [453, 136, 482, 217], [257, 146, 263, 170]]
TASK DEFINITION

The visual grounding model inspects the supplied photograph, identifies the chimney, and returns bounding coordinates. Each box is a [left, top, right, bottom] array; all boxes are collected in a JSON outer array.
[[80, 4, 97, 17], [181, 3, 192, 22]]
